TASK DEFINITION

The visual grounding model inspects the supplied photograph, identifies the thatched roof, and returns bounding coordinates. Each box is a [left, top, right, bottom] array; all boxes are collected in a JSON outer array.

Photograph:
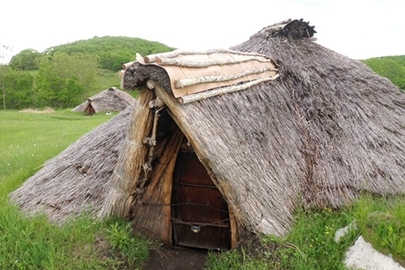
[[107, 18, 405, 237], [71, 87, 135, 113], [9, 103, 135, 223], [10, 19, 405, 240]]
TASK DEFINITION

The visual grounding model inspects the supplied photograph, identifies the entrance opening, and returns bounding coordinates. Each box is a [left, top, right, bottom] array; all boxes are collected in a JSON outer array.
[[172, 150, 231, 250], [85, 103, 95, 115]]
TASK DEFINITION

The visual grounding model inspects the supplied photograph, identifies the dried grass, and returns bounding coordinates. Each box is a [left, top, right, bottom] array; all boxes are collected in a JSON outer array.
[[9, 104, 135, 223]]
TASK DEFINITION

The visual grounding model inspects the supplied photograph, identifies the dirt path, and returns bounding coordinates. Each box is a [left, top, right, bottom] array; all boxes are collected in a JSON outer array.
[[142, 245, 208, 270]]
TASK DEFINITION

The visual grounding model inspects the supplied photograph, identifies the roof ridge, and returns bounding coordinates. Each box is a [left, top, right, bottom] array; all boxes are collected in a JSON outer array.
[[253, 18, 316, 40]]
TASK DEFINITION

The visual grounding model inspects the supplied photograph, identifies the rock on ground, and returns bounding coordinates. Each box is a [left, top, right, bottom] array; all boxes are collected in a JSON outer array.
[[344, 236, 405, 270]]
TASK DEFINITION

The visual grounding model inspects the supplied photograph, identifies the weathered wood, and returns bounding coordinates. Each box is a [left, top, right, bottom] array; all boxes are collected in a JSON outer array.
[[148, 96, 166, 109], [138, 97, 164, 191], [146, 80, 155, 90], [174, 67, 278, 89], [122, 62, 134, 70], [144, 49, 273, 64], [101, 88, 155, 218], [131, 127, 183, 243], [157, 56, 274, 68], [178, 75, 280, 104], [154, 84, 239, 245], [229, 210, 238, 249], [142, 137, 156, 146]]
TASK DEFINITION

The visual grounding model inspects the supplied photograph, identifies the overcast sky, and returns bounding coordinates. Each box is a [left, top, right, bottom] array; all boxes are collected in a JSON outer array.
[[1, 0, 404, 63]]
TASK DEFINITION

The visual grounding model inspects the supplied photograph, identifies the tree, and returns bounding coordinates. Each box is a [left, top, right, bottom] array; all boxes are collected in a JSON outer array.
[[0, 44, 12, 109], [46, 36, 175, 71], [35, 52, 99, 108], [3, 70, 34, 109], [9, 49, 42, 70]]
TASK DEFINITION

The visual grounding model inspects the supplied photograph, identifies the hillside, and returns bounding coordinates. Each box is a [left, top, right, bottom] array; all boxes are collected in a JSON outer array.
[[46, 36, 176, 71], [363, 55, 405, 91], [3, 37, 174, 109], [10, 36, 175, 72]]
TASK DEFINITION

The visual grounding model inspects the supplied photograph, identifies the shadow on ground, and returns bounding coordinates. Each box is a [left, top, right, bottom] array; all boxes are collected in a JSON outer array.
[[142, 245, 208, 270]]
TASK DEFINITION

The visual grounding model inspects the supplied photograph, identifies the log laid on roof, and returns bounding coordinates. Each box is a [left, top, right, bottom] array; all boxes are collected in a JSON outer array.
[[174, 66, 278, 89], [177, 74, 280, 104], [142, 49, 273, 64]]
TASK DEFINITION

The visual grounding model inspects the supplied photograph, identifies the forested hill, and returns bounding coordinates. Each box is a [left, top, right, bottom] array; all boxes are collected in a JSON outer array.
[[10, 36, 175, 71], [47, 36, 175, 71], [362, 55, 405, 91], [2, 37, 175, 109], [3, 36, 404, 110]]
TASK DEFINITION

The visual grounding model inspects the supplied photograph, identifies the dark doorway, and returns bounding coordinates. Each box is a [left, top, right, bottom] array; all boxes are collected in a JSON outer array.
[[85, 103, 95, 115], [172, 151, 231, 250]]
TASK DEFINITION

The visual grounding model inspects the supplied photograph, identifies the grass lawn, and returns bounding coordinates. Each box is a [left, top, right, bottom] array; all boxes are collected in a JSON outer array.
[[0, 109, 117, 196]]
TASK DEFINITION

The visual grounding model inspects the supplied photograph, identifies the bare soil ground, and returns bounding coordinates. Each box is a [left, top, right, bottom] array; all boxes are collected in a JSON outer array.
[[141, 245, 208, 270]]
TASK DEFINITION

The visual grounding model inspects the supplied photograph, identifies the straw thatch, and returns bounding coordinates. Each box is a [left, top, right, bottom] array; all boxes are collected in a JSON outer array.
[[103, 18, 405, 239], [9, 103, 135, 223], [71, 87, 135, 114], [10, 18, 405, 245]]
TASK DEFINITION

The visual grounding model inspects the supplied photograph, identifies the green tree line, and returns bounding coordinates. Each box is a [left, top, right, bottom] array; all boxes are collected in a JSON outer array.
[[1, 37, 404, 110], [0, 37, 174, 109]]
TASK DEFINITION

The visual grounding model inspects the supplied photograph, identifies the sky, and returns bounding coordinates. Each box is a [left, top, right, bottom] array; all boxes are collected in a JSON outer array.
[[1, 0, 404, 63]]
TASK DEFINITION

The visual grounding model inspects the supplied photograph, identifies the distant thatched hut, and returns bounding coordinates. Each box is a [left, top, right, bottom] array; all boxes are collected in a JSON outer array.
[[72, 87, 135, 115], [10, 19, 405, 251]]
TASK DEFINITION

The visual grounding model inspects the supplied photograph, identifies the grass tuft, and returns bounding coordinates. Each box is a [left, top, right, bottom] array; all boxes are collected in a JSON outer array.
[[206, 194, 405, 269]]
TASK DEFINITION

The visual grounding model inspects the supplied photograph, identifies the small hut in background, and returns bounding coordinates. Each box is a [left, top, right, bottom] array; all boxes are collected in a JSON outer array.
[[72, 87, 135, 115]]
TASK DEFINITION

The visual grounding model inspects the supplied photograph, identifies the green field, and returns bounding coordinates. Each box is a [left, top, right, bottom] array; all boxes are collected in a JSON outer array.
[[1, 109, 404, 269], [0, 109, 150, 269]]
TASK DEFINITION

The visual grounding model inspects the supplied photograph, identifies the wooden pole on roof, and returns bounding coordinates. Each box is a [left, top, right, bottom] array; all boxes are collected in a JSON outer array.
[[174, 67, 278, 89], [177, 75, 280, 104]]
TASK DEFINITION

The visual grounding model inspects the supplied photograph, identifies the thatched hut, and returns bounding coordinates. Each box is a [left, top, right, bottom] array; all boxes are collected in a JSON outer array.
[[100, 19, 405, 250], [10, 104, 134, 223], [72, 87, 135, 115], [10, 19, 405, 251]]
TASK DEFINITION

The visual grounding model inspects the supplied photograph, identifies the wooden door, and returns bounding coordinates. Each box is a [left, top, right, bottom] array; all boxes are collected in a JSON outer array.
[[172, 151, 230, 250], [85, 104, 95, 115]]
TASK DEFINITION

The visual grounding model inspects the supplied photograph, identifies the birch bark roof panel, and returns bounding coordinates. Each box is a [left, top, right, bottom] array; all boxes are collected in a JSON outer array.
[[131, 49, 279, 99]]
